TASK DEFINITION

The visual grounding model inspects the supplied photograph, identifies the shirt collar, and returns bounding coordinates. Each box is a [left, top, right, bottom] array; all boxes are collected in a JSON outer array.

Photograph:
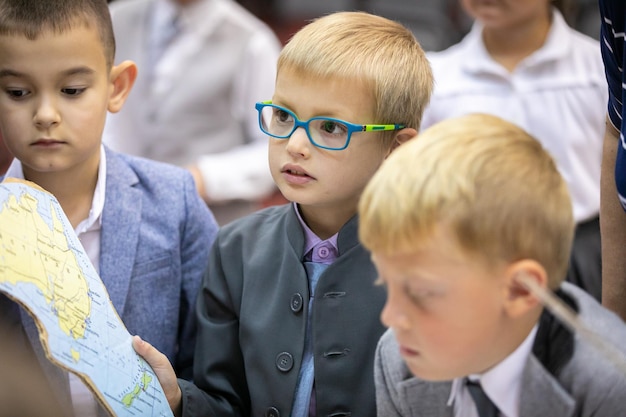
[[461, 8, 571, 74], [447, 325, 539, 417], [293, 202, 339, 262], [5, 145, 107, 233]]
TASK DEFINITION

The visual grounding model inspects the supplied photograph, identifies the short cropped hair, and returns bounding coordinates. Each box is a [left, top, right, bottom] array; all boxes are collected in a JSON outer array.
[[0, 0, 115, 68], [278, 11, 433, 149], [359, 113, 574, 288]]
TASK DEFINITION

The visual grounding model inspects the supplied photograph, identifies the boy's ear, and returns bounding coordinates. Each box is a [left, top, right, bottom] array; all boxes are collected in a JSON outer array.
[[502, 259, 548, 318], [107, 60, 138, 114], [386, 128, 418, 157]]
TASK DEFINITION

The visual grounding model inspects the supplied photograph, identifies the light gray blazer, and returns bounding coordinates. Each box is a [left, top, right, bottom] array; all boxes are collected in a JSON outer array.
[[375, 283, 626, 417], [0, 147, 218, 415]]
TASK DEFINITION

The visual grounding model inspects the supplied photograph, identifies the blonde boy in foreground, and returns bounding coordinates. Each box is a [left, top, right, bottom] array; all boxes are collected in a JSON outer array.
[[359, 114, 626, 417], [135, 11, 433, 417]]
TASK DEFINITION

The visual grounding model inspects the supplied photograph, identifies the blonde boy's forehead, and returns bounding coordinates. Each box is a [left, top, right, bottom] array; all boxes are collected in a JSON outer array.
[[371, 222, 497, 270], [381, 224, 507, 279], [277, 64, 373, 92], [274, 65, 376, 119]]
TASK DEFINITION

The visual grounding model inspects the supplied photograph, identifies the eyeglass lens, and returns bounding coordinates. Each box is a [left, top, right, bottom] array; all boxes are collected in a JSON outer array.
[[260, 105, 350, 149]]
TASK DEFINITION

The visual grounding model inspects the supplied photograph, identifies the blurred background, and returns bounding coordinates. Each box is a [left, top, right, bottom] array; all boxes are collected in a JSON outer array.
[[108, 0, 601, 50]]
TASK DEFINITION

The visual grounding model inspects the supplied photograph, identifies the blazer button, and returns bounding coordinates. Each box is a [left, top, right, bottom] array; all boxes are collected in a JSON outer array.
[[275, 352, 293, 372], [290, 293, 303, 313], [265, 407, 280, 417]]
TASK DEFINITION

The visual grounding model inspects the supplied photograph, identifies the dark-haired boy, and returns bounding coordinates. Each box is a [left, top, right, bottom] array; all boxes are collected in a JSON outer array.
[[0, 0, 218, 415]]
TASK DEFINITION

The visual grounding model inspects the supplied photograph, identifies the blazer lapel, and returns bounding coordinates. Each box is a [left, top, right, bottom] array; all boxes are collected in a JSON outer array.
[[400, 378, 454, 417], [520, 355, 576, 417], [99, 148, 142, 316]]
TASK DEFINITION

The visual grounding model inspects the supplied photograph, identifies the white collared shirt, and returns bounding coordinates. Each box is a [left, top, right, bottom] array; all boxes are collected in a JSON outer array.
[[5, 145, 107, 417], [422, 9, 607, 223], [447, 326, 538, 417]]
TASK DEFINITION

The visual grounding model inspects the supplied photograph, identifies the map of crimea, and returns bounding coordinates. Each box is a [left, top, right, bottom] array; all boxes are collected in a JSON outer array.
[[0, 179, 173, 417]]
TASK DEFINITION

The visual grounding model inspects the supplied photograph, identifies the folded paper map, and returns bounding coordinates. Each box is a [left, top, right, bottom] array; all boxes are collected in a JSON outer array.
[[0, 178, 173, 417]]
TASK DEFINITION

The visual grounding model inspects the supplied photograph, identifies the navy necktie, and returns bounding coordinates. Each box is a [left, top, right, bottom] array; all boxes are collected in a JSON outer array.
[[466, 380, 499, 417]]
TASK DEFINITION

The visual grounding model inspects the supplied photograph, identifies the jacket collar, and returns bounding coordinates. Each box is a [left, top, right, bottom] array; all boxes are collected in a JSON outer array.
[[287, 203, 360, 258]]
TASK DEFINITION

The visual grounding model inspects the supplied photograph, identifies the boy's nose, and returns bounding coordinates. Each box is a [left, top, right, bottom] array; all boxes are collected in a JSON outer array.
[[285, 126, 312, 157], [33, 97, 60, 129], [380, 291, 411, 331]]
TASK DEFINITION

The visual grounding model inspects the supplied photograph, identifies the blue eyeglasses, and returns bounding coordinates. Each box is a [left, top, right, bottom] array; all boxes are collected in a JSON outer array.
[[255, 101, 406, 151]]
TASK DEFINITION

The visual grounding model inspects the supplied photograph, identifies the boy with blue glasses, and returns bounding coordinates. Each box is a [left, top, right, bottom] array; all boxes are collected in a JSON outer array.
[[135, 11, 433, 417]]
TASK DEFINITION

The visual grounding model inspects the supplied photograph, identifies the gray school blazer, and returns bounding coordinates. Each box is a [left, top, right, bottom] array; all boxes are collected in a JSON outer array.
[[375, 283, 626, 417], [0, 147, 218, 415]]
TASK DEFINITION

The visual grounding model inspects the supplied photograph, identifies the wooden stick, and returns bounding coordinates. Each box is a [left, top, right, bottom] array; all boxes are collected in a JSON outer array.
[[516, 273, 626, 377]]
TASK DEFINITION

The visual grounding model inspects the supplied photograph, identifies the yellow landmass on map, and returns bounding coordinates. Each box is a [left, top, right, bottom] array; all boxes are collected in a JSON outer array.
[[0, 191, 91, 339], [70, 347, 81, 362], [121, 371, 153, 407]]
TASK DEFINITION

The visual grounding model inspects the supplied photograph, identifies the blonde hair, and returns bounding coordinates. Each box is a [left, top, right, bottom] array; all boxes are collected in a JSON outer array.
[[359, 113, 574, 288], [277, 11, 433, 148]]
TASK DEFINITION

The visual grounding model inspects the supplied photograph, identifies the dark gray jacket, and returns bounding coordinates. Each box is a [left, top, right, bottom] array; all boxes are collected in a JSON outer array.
[[180, 204, 387, 417]]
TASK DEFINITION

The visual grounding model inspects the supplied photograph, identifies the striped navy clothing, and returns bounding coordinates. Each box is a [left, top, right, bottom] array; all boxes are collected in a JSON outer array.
[[600, 0, 626, 208]]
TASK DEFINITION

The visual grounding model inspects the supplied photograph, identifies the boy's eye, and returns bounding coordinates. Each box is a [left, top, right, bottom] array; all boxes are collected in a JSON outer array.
[[6, 88, 30, 99], [61, 87, 86, 96], [319, 120, 348, 135], [274, 109, 293, 124], [407, 287, 442, 306]]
